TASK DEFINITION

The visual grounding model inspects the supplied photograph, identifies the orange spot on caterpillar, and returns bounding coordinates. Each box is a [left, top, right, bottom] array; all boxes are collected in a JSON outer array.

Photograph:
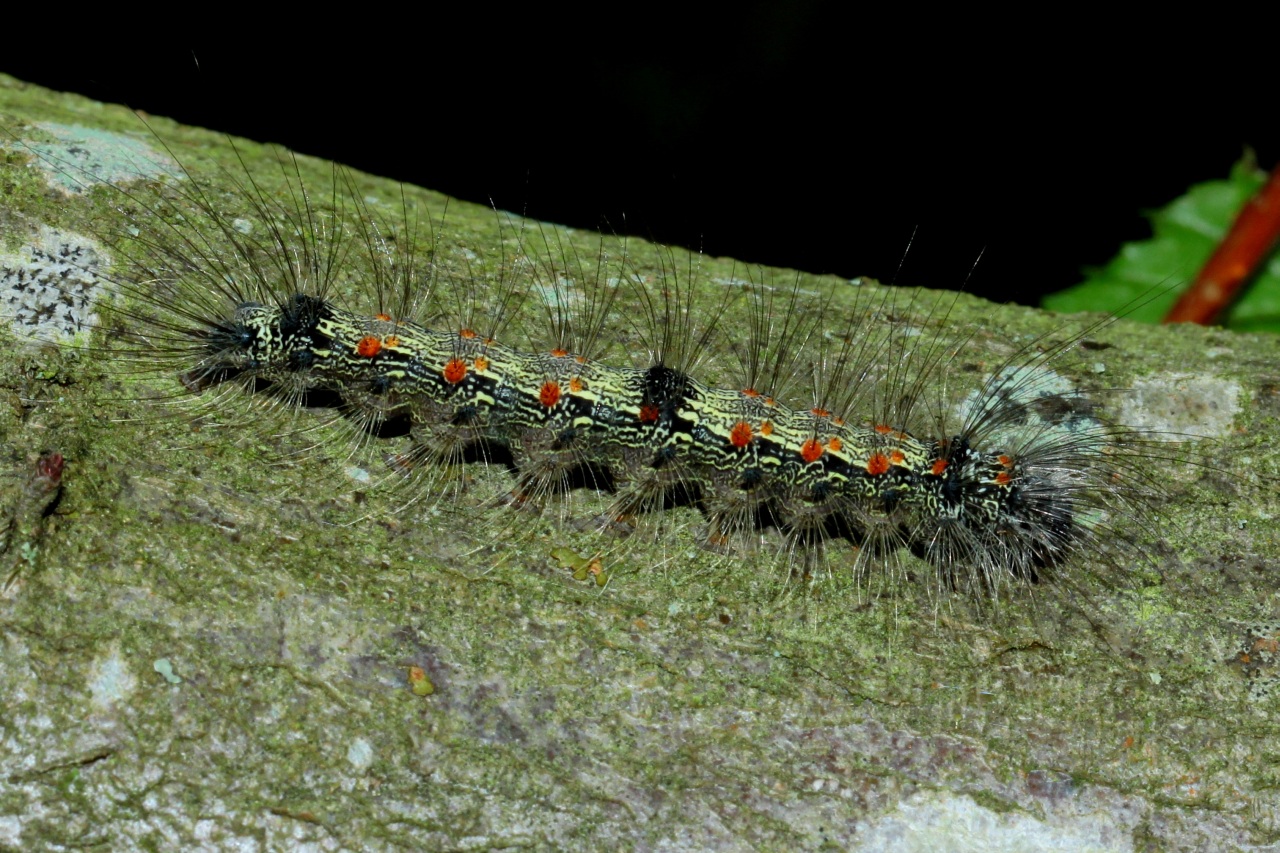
[[890, 449, 905, 464], [459, 328, 477, 339], [443, 358, 468, 384], [811, 407, 831, 418], [931, 459, 949, 476], [800, 438, 824, 463], [575, 355, 587, 364], [998, 454, 1013, 467], [874, 423, 893, 434], [551, 348, 568, 358], [569, 377, 584, 393], [729, 421, 755, 448], [638, 404, 660, 423], [866, 453, 890, 476], [373, 313, 392, 322], [474, 356, 489, 372], [827, 436, 843, 453], [384, 335, 401, 348], [540, 381, 562, 407], [742, 388, 761, 397], [356, 336, 382, 357], [759, 420, 774, 436], [993, 471, 1011, 486]]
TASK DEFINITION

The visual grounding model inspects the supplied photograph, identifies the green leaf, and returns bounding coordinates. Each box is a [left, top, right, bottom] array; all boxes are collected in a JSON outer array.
[[1043, 156, 1280, 331]]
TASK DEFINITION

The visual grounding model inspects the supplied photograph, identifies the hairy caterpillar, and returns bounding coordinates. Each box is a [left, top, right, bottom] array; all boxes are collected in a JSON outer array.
[[0, 109, 1192, 610]]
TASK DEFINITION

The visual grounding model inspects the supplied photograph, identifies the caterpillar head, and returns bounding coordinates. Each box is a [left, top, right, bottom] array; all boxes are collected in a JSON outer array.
[[181, 294, 329, 392]]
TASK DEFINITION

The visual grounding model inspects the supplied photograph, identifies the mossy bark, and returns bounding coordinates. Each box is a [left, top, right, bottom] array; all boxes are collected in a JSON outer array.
[[2, 74, 1279, 851]]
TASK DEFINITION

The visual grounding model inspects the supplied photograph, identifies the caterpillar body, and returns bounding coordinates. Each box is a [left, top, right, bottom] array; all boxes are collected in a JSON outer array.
[[194, 281, 1114, 588], [0, 104, 1222, 611]]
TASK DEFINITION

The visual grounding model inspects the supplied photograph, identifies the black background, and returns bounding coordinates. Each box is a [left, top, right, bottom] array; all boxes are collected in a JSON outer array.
[[3, 6, 1274, 306]]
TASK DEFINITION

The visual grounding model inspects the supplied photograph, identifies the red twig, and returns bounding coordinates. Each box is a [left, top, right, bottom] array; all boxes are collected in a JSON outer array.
[[1163, 162, 1280, 325]]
